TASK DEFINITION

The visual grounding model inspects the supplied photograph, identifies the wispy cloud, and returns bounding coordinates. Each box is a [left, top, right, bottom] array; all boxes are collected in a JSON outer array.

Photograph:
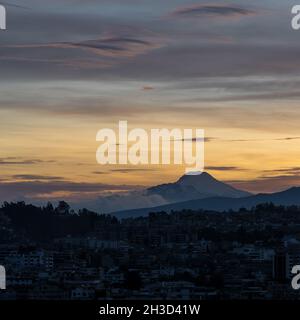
[[228, 173, 300, 194], [206, 166, 246, 171], [176, 137, 216, 143], [2, 36, 163, 68], [0, 158, 54, 165], [0, 180, 143, 203], [172, 4, 256, 19], [263, 167, 300, 175], [110, 168, 157, 174], [93, 168, 157, 174], [92, 171, 107, 175], [11, 174, 64, 181], [142, 86, 155, 91], [225, 137, 300, 142]]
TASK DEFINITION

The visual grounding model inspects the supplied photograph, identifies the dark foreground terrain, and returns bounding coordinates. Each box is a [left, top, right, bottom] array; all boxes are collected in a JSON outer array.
[[0, 201, 299, 300]]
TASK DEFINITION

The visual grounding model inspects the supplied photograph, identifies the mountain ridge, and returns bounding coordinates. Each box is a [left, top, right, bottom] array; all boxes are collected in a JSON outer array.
[[113, 186, 300, 218]]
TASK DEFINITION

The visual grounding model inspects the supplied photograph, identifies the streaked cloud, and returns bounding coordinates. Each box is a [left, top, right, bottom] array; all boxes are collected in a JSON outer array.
[[92, 171, 107, 175], [110, 168, 157, 173], [178, 137, 217, 143], [92, 168, 156, 174], [225, 137, 300, 142], [0, 179, 143, 202], [172, 4, 256, 19], [1, 36, 163, 68], [11, 174, 65, 181], [0, 158, 54, 165], [263, 167, 300, 174], [228, 174, 300, 194], [206, 166, 246, 171], [142, 86, 155, 91]]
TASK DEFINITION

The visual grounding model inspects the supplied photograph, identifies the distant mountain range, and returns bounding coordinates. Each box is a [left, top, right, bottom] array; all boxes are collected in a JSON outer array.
[[85, 171, 251, 213], [112, 175, 300, 218]]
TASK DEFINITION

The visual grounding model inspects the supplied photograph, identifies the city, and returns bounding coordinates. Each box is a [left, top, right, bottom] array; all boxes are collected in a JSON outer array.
[[0, 201, 299, 300]]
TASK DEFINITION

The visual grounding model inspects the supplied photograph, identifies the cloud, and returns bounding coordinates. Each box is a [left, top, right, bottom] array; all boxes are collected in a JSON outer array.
[[263, 167, 300, 174], [142, 86, 155, 91], [0, 179, 143, 203], [195, 91, 300, 103], [0, 158, 54, 165], [228, 173, 300, 194], [178, 137, 216, 143], [275, 137, 300, 141], [92, 168, 157, 175], [60, 37, 157, 58], [11, 174, 64, 181], [92, 168, 158, 175], [225, 137, 300, 142], [0, 1, 292, 84], [92, 171, 107, 175], [2, 36, 163, 68], [172, 4, 256, 19], [110, 168, 157, 173], [206, 166, 245, 171]]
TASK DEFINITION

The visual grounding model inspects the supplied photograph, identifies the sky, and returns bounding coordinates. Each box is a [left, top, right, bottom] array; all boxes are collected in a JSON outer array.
[[1, 0, 300, 204]]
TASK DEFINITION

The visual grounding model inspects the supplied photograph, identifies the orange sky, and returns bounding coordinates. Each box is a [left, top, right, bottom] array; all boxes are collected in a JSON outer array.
[[1, 1, 300, 203]]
